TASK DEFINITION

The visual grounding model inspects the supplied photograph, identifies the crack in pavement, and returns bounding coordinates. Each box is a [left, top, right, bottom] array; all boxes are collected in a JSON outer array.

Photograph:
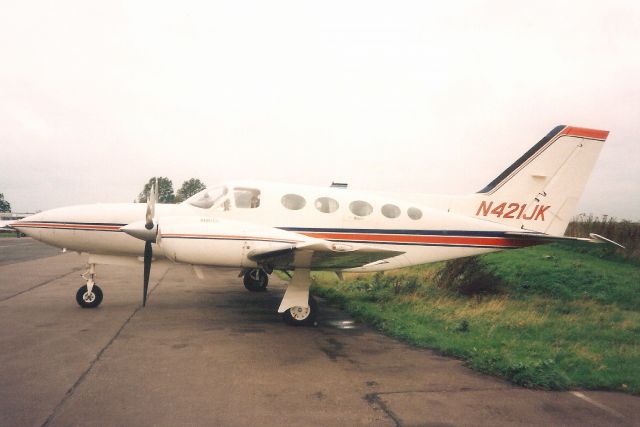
[[0, 267, 83, 302], [364, 387, 516, 427], [40, 268, 170, 427], [364, 392, 403, 427]]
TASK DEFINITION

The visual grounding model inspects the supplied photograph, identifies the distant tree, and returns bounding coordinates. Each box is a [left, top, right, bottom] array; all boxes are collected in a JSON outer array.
[[0, 193, 10, 212], [175, 178, 207, 202], [138, 177, 175, 203]]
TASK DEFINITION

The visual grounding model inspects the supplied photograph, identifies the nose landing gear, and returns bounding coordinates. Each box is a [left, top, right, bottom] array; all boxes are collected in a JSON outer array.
[[76, 263, 103, 308]]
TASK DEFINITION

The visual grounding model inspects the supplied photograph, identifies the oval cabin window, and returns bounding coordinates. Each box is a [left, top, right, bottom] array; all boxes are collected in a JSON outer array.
[[381, 204, 401, 219], [315, 197, 339, 213], [349, 200, 373, 217], [407, 207, 423, 220], [281, 194, 306, 210]]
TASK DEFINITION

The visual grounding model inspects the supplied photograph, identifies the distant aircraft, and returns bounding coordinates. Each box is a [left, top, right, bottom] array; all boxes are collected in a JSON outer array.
[[12, 125, 622, 325]]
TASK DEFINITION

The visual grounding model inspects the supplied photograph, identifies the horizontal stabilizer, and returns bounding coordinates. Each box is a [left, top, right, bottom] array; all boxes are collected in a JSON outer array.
[[589, 233, 625, 249], [503, 231, 625, 248]]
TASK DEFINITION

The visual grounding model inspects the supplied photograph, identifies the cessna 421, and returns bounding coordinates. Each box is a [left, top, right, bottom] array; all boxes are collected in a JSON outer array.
[[12, 125, 622, 325]]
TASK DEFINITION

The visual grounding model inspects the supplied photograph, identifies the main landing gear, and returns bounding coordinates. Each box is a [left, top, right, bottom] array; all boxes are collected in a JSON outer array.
[[76, 263, 103, 308], [277, 266, 317, 326], [242, 266, 318, 326], [282, 295, 318, 326], [243, 268, 268, 292]]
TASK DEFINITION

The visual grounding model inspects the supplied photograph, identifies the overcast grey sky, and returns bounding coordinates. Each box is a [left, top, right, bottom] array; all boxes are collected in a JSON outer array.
[[1, 0, 638, 219]]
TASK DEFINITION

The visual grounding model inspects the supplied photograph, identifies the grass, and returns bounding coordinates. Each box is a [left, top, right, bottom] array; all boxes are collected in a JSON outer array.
[[311, 244, 640, 394], [0, 232, 21, 238]]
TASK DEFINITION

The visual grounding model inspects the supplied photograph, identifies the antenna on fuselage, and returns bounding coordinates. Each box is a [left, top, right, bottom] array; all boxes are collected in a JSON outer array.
[[330, 182, 348, 189]]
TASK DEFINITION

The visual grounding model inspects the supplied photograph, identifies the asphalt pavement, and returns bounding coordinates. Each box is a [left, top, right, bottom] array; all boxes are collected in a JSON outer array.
[[0, 236, 61, 266], [1, 238, 638, 426]]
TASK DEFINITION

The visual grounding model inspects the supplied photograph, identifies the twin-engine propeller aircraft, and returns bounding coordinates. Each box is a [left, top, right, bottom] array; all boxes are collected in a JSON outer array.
[[12, 125, 622, 325]]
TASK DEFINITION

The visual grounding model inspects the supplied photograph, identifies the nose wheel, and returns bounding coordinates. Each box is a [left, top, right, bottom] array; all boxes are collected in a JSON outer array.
[[76, 263, 103, 308], [76, 284, 103, 308]]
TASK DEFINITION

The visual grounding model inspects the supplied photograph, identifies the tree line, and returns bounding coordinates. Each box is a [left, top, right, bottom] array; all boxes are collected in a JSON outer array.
[[0, 178, 208, 214], [0, 193, 10, 212], [137, 177, 207, 203]]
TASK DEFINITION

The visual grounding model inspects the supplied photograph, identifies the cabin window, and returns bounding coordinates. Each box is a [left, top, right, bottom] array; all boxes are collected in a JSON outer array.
[[407, 207, 423, 220], [381, 204, 401, 219], [186, 186, 228, 209], [315, 197, 339, 213], [234, 188, 261, 209], [349, 200, 373, 217], [281, 194, 306, 210]]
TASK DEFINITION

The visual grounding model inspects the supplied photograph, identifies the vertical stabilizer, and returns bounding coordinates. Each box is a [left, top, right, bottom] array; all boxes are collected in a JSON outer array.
[[468, 125, 609, 235]]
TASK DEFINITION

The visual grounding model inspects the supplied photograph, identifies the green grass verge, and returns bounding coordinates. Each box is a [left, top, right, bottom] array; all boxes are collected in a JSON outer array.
[[0, 232, 21, 238], [311, 244, 640, 394]]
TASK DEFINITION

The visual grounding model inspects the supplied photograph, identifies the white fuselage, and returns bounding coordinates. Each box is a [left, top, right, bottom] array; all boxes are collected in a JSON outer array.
[[14, 180, 534, 272]]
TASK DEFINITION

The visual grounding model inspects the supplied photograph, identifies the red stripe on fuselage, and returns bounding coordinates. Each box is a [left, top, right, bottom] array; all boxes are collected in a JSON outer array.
[[300, 232, 537, 248], [15, 222, 121, 231]]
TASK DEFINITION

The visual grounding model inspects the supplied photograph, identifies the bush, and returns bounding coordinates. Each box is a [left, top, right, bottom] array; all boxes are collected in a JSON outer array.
[[566, 215, 640, 259], [435, 256, 503, 295]]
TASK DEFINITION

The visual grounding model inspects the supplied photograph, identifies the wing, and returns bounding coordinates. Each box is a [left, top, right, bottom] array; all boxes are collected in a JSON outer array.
[[247, 240, 404, 270]]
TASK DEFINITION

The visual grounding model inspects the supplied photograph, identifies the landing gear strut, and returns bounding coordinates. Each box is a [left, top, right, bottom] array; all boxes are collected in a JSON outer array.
[[278, 262, 318, 326], [76, 263, 103, 308], [243, 268, 268, 292]]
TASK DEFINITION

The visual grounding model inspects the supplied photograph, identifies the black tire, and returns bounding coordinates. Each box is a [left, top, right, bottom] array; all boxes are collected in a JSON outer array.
[[282, 295, 318, 326], [243, 269, 268, 292], [76, 284, 103, 308]]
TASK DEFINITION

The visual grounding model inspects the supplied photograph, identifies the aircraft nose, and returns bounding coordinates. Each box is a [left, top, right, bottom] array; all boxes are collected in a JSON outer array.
[[11, 212, 48, 237]]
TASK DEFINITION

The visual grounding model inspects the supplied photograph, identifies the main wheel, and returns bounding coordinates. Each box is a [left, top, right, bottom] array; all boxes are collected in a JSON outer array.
[[282, 295, 318, 326], [243, 269, 268, 292], [76, 284, 103, 308]]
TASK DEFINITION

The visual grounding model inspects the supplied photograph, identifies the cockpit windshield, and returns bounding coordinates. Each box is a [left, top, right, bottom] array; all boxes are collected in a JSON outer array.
[[185, 186, 229, 209]]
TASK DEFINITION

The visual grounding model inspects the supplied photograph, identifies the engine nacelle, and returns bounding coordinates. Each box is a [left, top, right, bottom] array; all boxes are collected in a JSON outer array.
[[157, 216, 306, 268]]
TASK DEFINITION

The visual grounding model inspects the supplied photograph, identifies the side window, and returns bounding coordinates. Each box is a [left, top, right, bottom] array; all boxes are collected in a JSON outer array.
[[281, 194, 306, 210], [381, 204, 401, 219], [315, 197, 339, 213], [234, 188, 261, 209], [407, 207, 423, 220], [349, 200, 373, 217]]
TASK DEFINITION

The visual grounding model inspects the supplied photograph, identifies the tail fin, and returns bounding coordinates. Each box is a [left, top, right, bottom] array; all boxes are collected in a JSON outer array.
[[471, 125, 609, 235]]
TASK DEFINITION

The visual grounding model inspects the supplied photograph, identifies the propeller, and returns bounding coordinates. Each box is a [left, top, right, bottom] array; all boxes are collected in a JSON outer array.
[[121, 179, 159, 307], [143, 181, 157, 306]]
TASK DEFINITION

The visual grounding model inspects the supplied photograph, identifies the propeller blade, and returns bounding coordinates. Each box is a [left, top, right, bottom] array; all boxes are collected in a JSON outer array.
[[143, 240, 152, 306], [145, 205, 153, 229], [145, 180, 157, 230]]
